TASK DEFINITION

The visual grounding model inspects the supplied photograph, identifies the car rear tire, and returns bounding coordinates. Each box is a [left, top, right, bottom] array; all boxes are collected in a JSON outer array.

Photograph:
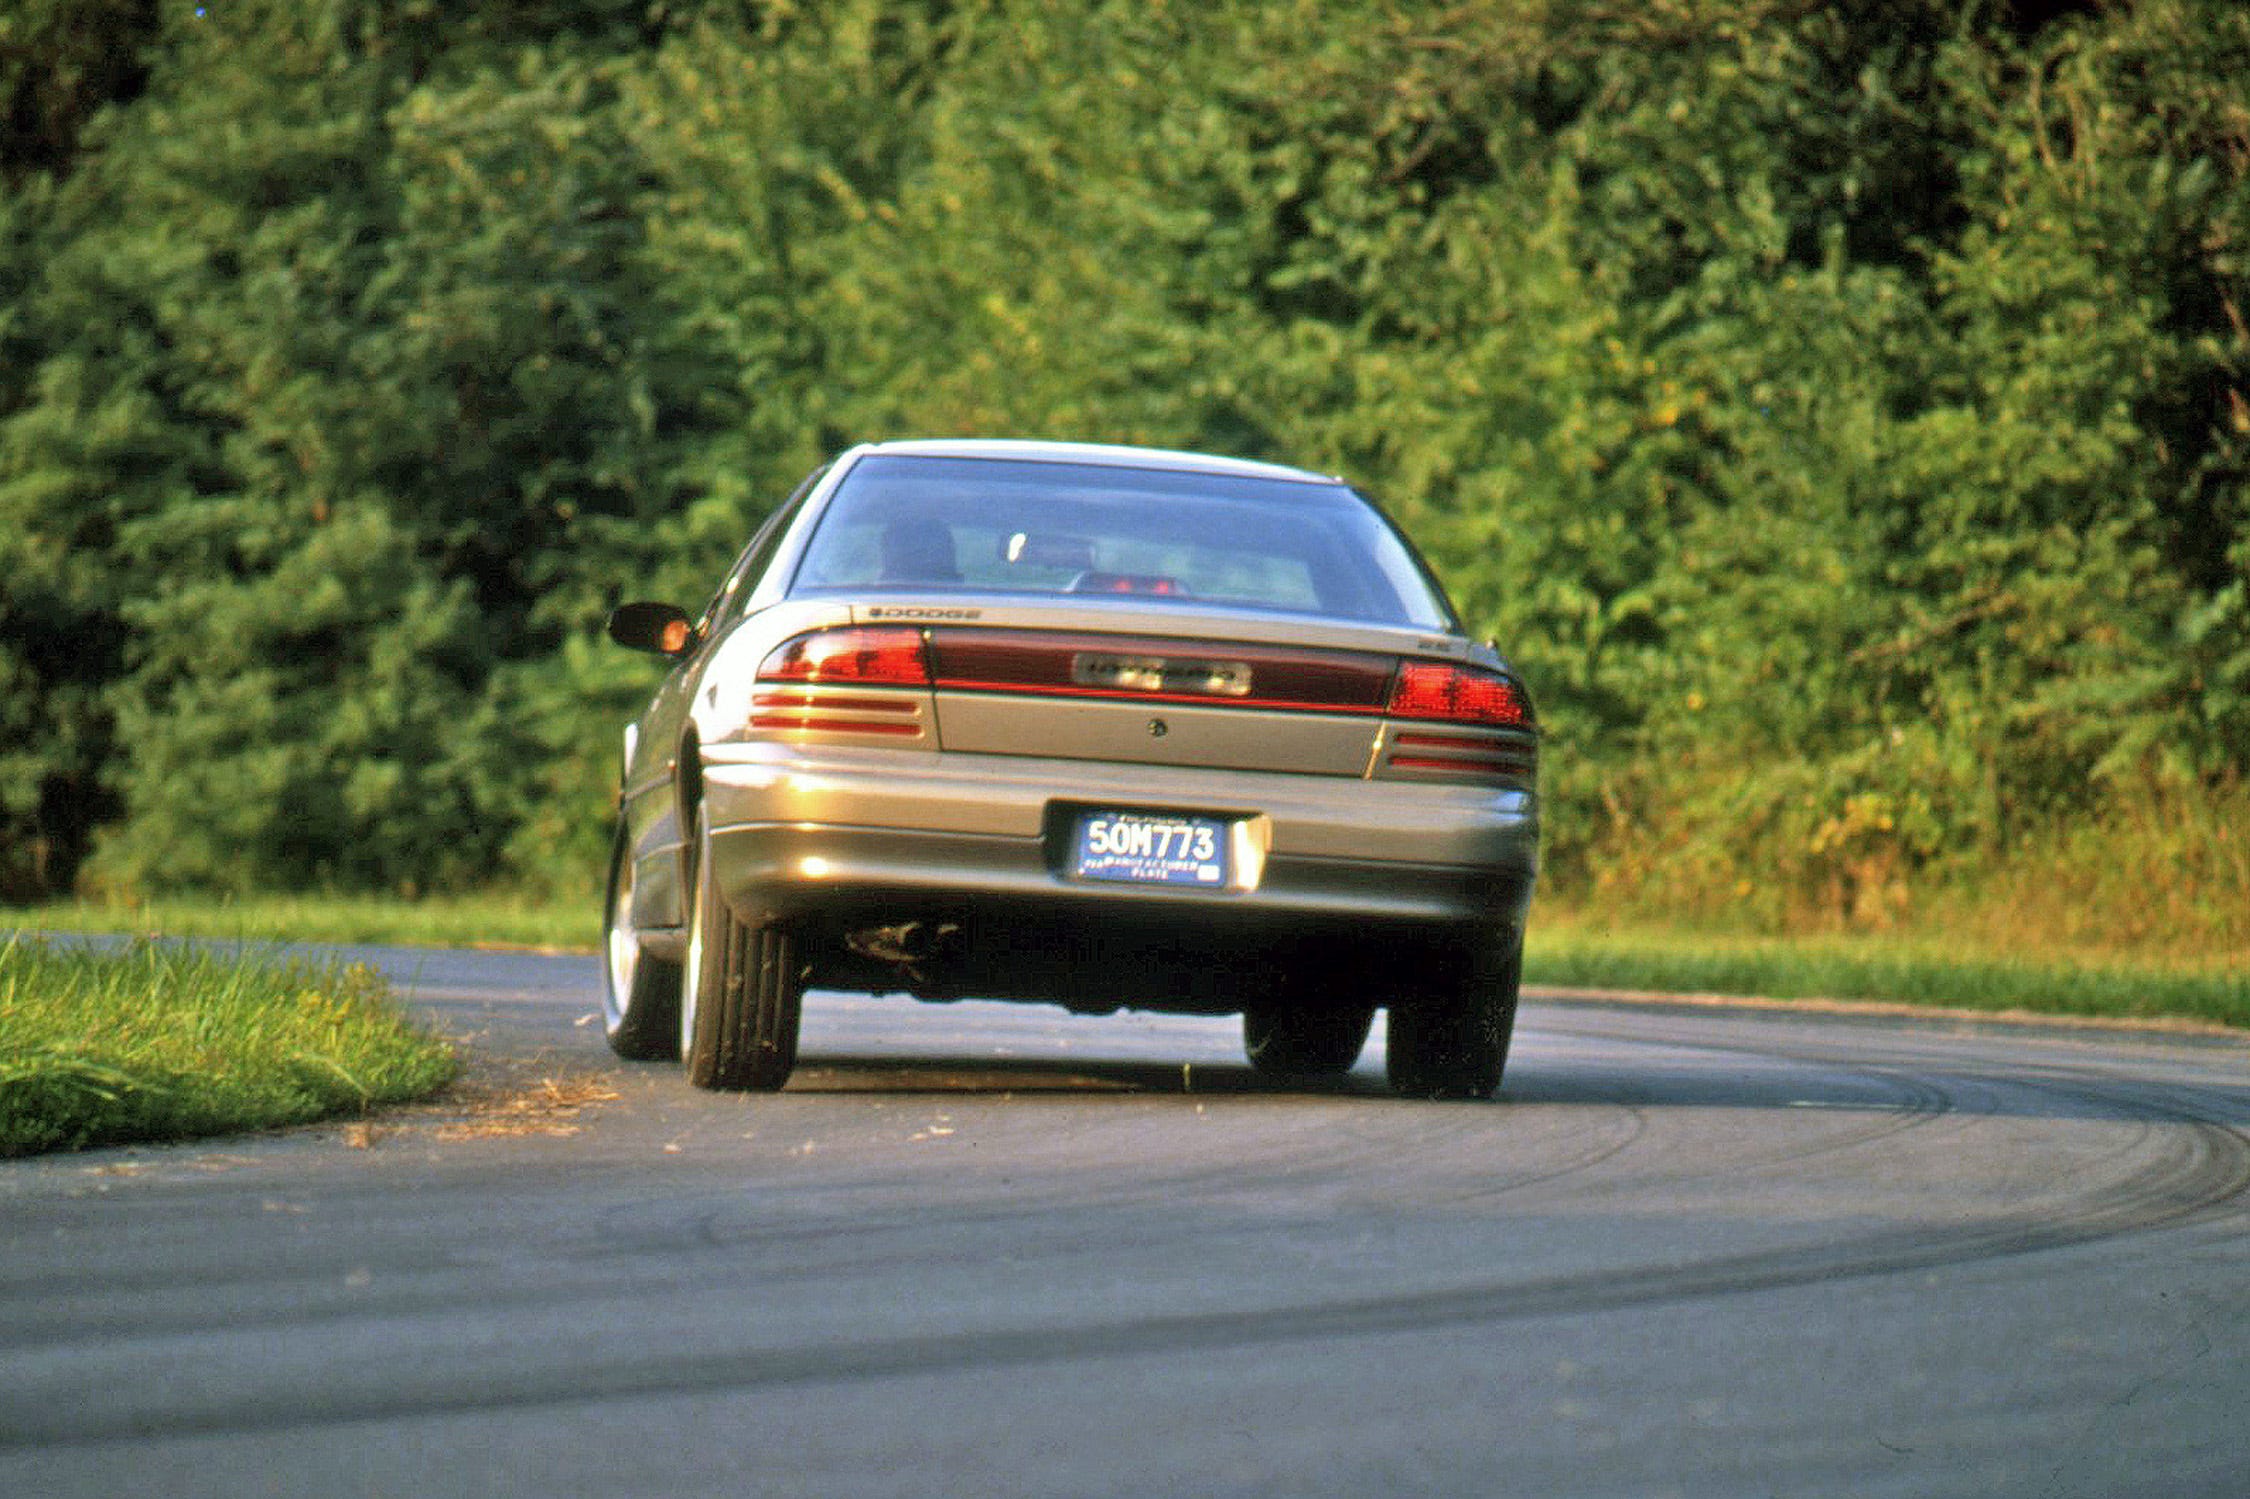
[[681, 809, 803, 1091], [1243, 1002, 1375, 1080], [1385, 932, 1521, 1101], [602, 824, 681, 1060]]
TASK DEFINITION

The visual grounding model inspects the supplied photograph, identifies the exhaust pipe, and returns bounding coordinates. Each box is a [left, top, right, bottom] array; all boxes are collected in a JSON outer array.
[[845, 920, 961, 968]]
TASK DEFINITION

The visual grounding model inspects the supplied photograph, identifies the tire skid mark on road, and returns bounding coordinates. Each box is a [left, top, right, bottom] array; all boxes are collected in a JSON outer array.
[[1410, 1102, 1649, 1203], [9, 1063, 2247, 1450], [1497, 1027, 1959, 1207], [10, 988, 2248, 1451], [2, 1038, 2233, 1357], [1975, 1067, 2250, 1229], [0, 1098, 1628, 1353]]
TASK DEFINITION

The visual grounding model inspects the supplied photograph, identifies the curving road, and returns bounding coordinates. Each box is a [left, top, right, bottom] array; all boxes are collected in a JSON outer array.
[[4, 946, 2248, 1497]]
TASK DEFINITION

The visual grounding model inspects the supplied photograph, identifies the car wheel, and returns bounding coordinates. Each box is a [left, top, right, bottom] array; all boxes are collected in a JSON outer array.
[[602, 824, 682, 1060], [1385, 931, 1522, 1101], [680, 808, 803, 1091], [1243, 1002, 1375, 1080]]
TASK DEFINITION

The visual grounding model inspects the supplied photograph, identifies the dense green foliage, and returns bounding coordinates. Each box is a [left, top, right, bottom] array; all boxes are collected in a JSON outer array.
[[0, 935, 456, 1156], [3, 1, 2245, 946]]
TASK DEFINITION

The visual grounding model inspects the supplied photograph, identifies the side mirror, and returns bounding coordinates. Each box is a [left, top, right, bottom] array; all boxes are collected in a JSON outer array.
[[607, 601, 697, 656]]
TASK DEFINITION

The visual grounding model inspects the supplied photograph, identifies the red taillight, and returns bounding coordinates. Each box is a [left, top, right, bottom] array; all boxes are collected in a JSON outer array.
[[758, 627, 931, 686], [1387, 662, 1531, 727]]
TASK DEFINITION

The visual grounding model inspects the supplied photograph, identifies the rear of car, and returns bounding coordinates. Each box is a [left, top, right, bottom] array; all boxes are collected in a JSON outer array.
[[602, 441, 1539, 1098]]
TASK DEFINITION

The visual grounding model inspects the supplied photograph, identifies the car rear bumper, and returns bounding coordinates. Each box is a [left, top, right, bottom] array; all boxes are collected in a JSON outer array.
[[694, 743, 1537, 935]]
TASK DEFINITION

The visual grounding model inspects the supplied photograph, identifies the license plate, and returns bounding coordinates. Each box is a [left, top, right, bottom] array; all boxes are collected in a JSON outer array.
[[1071, 811, 1231, 887]]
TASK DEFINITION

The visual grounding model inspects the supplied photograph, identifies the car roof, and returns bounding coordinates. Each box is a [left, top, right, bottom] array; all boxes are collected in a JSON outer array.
[[854, 438, 1339, 486]]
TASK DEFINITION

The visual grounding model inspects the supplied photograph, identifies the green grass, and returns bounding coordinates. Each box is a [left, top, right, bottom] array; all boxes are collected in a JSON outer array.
[[1525, 920, 2250, 1030], [0, 936, 458, 1158], [8, 888, 2246, 1046], [9, 891, 597, 953]]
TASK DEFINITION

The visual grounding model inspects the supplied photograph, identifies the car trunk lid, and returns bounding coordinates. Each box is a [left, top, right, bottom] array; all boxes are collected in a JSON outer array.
[[859, 598, 1470, 777]]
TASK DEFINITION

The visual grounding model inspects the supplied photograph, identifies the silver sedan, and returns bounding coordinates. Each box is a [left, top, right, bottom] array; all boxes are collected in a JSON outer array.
[[601, 440, 1539, 1098]]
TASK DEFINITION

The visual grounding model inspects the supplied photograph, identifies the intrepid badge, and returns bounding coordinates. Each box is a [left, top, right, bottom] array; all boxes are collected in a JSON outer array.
[[863, 606, 985, 621]]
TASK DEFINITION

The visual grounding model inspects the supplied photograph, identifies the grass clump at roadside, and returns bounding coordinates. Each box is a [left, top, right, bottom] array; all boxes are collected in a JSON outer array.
[[0, 937, 458, 1158], [1525, 919, 2249, 1032]]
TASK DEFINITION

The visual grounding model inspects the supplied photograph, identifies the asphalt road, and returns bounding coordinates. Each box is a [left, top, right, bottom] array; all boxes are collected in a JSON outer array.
[[4, 946, 2248, 1497]]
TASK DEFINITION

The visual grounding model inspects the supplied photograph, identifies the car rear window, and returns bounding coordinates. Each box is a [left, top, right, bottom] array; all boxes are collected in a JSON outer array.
[[788, 454, 1455, 630]]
